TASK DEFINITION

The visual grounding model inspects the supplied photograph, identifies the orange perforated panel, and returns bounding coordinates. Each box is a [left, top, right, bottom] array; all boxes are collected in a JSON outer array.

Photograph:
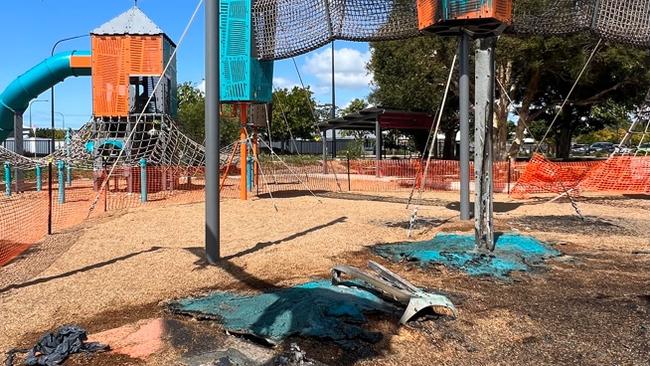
[[417, 0, 438, 30], [417, 0, 513, 30], [91, 35, 163, 117], [129, 36, 163, 75], [494, 0, 513, 24], [92, 36, 128, 117]]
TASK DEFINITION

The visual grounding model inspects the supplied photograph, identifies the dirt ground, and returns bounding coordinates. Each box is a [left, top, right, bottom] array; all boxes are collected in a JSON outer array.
[[0, 190, 649, 365]]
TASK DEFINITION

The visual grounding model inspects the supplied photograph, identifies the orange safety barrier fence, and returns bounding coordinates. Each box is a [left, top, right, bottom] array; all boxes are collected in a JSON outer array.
[[580, 155, 650, 194], [2, 156, 648, 266], [510, 154, 603, 198]]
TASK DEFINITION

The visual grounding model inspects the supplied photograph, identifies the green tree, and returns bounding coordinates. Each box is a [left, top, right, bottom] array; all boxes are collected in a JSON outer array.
[[369, 34, 650, 160], [176, 82, 239, 146], [339, 98, 369, 140], [341, 98, 368, 115], [31, 128, 66, 139], [368, 36, 459, 158], [269, 87, 318, 151], [497, 35, 650, 159]]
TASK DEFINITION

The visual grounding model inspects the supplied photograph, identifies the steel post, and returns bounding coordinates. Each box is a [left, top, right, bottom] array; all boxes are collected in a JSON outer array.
[[4, 162, 11, 196], [57, 160, 65, 204], [36, 164, 42, 192], [65, 128, 72, 186], [205, 0, 221, 263], [13, 113, 24, 192], [375, 121, 381, 177], [459, 31, 471, 221], [474, 37, 496, 251], [239, 104, 248, 200], [322, 130, 328, 174], [140, 158, 148, 203]]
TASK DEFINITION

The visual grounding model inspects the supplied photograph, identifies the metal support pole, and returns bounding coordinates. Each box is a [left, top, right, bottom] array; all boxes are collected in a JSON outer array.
[[459, 31, 471, 221], [57, 160, 65, 204], [48, 161, 53, 234], [347, 154, 351, 191], [239, 104, 248, 200], [247, 155, 254, 192], [252, 126, 259, 187], [14, 113, 24, 192], [375, 121, 381, 178], [322, 130, 328, 174], [507, 158, 512, 195], [474, 37, 496, 251], [331, 41, 337, 158], [4, 162, 11, 196], [65, 128, 72, 186], [205, 0, 220, 263], [36, 164, 42, 192], [140, 158, 148, 203]]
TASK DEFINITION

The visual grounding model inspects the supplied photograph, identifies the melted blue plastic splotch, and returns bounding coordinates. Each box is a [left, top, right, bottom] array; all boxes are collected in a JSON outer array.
[[373, 233, 560, 278], [170, 281, 398, 344]]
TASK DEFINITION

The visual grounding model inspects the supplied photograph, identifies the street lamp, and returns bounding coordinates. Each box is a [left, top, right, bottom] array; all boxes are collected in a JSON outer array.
[[48, 34, 88, 235], [55, 112, 66, 130], [28, 99, 49, 131]]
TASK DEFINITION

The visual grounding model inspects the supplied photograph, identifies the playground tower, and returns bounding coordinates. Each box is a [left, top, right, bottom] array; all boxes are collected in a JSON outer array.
[[220, 0, 274, 200], [89, 6, 177, 162]]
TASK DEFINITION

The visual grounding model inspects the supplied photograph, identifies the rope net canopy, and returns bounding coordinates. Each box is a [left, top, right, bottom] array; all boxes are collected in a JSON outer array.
[[252, 0, 650, 60]]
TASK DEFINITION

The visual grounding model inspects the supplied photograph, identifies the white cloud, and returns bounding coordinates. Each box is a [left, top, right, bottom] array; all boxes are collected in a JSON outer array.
[[272, 77, 300, 90], [303, 47, 373, 89]]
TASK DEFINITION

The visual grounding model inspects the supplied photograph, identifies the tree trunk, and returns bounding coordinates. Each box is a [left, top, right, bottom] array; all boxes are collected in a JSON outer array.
[[443, 124, 457, 160], [555, 119, 573, 160], [495, 60, 512, 161], [508, 69, 541, 158]]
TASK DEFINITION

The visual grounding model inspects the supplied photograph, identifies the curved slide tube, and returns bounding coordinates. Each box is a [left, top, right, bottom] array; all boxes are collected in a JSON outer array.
[[0, 50, 91, 142]]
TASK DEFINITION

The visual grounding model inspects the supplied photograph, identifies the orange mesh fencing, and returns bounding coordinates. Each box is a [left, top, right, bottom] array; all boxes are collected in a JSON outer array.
[[510, 154, 604, 198], [2, 156, 648, 266], [580, 156, 650, 194]]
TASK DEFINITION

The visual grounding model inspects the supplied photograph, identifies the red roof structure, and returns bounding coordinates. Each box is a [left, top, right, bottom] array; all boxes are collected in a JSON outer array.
[[319, 107, 434, 131]]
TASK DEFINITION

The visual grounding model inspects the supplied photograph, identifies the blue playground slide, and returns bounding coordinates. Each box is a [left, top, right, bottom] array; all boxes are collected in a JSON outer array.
[[0, 50, 91, 142]]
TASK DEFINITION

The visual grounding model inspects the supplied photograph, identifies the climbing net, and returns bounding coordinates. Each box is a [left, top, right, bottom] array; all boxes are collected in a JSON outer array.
[[252, 0, 650, 60], [0, 115, 235, 172]]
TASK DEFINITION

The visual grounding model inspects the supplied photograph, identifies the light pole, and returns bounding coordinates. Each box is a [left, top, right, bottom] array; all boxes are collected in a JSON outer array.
[[49, 34, 88, 235], [55, 112, 66, 130], [28, 99, 49, 131]]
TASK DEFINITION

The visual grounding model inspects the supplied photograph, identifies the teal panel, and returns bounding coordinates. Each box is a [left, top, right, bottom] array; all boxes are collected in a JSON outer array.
[[219, 0, 273, 103], [374, 233, 561, 278]]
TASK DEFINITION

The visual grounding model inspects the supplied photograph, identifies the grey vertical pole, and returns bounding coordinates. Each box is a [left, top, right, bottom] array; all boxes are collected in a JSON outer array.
[[331, 41, 337, 158], [474, 37, 496, 251], [13, 113, 24, 192], [322, 129, 328, 174], [205, 0, 220, 263], [375, 121, 381, 177], [459, 31, 471, 221]]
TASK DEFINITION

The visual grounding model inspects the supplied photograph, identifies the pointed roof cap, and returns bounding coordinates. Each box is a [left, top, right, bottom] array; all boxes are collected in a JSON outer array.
[[92, 6, 164, 36]]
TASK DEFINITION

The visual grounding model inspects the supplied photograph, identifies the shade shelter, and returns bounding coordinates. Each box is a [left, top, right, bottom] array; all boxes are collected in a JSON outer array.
[[318, 107, 434, 175]]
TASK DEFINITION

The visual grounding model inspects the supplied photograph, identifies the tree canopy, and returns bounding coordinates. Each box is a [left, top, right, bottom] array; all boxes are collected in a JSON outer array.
[[270, 87, 318, 143], [177, 82, 239, 146], [368, 33, 650, 160]]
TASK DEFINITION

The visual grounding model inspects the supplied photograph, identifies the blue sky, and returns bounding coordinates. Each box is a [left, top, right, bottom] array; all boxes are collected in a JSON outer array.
[[0, 0, 372, 130]]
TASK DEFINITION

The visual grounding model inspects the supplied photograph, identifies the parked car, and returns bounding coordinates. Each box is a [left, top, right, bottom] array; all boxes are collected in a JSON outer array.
[[588, 142, 615, 154], [614, 144, 635, 154], [637, 143, 650, 154], [571, 143, 588, 155]]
